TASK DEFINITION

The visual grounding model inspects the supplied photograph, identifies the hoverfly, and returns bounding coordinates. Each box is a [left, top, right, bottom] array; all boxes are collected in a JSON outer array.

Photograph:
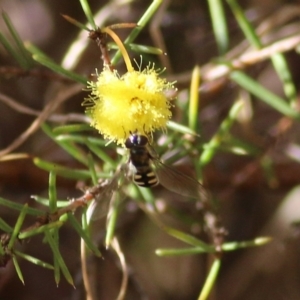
[[125, 134, 207, 200], [88, 134, 208, 221], [125, 134, 159, 187]]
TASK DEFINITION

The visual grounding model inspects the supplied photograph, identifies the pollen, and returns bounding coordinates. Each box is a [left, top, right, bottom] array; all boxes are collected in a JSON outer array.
[[85, 65, 175, 145]]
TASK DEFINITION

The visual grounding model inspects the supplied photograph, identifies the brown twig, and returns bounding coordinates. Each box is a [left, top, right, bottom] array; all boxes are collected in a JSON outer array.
[[0, 91, 90, 124], [0, 66, 73, 82], [0, 179, 112, 267], [0, 83, 82, 158]]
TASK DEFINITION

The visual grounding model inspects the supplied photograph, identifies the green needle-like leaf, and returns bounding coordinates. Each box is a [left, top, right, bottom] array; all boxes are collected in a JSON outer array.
[[207, 0, 228, 55], [12, 255, 25, 285], [32, 54, 87, 84], [188, 65, 201, 131], [200, 100, 244, 166], [68, 213, 101, 256], [33, 158, 92, 180], [0, 197, 42, 216], [111, 0, 163, 65], [198, 259, 221, 300], [79, 0, 96, 29], [0, 217, 13, 233], [45, 230, 74, 286], [0, 32, 26, 67], [49, 171, 57, 213], [14, 250, 54, 270], [7, 204, 28, 250], [230, 71, 300, 119], [163, 227, 212, 249], [105, 192, 121, 248], [18, 221, 64, 240], [2, 11, 34, 68]]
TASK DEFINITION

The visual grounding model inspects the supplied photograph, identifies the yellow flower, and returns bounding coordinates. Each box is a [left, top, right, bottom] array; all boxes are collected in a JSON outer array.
[[85, 65, 175, 145]]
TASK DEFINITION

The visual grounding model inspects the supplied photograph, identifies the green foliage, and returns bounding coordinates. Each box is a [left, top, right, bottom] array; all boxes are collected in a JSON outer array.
[[1, 0, 299, 299]]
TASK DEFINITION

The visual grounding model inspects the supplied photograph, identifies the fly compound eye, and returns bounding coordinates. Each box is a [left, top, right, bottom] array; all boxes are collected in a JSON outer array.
[[125, 137, 134, 149], [136, 135, 148, 146]]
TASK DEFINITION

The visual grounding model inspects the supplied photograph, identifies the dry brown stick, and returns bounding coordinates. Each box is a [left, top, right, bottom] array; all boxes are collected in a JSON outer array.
[[0, 91, 90, 123], [0, 83, 82, 158]]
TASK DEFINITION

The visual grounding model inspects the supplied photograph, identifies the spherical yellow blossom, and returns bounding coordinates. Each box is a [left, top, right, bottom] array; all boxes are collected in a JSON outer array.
[[85, 65, 175, 145]]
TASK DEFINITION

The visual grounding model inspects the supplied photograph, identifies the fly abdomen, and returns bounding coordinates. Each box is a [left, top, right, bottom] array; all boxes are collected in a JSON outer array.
[[134, 169, 158, 187]]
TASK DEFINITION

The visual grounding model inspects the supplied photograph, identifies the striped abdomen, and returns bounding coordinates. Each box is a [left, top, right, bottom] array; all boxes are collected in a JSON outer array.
[[130, 146, 158, 187]]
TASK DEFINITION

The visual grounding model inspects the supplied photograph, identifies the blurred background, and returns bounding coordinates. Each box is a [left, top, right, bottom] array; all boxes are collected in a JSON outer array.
[[1, 0, 300, 299]]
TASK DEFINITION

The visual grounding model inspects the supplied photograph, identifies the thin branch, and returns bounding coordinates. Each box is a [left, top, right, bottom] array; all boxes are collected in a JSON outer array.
[[168, 33, 300, 85], [81, 239, 97, 300], [0, 66, 73, 82], [0, 92, 90, 123], [0, 179, 112, 267], [0, 83, 82, 158], [112, 237, 128, 300], [202, 34, 300, 81]]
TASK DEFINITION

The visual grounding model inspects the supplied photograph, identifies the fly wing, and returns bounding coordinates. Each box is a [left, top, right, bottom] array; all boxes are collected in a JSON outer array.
[[88, 170, 123, 221], [153, 159, 209, 202]]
